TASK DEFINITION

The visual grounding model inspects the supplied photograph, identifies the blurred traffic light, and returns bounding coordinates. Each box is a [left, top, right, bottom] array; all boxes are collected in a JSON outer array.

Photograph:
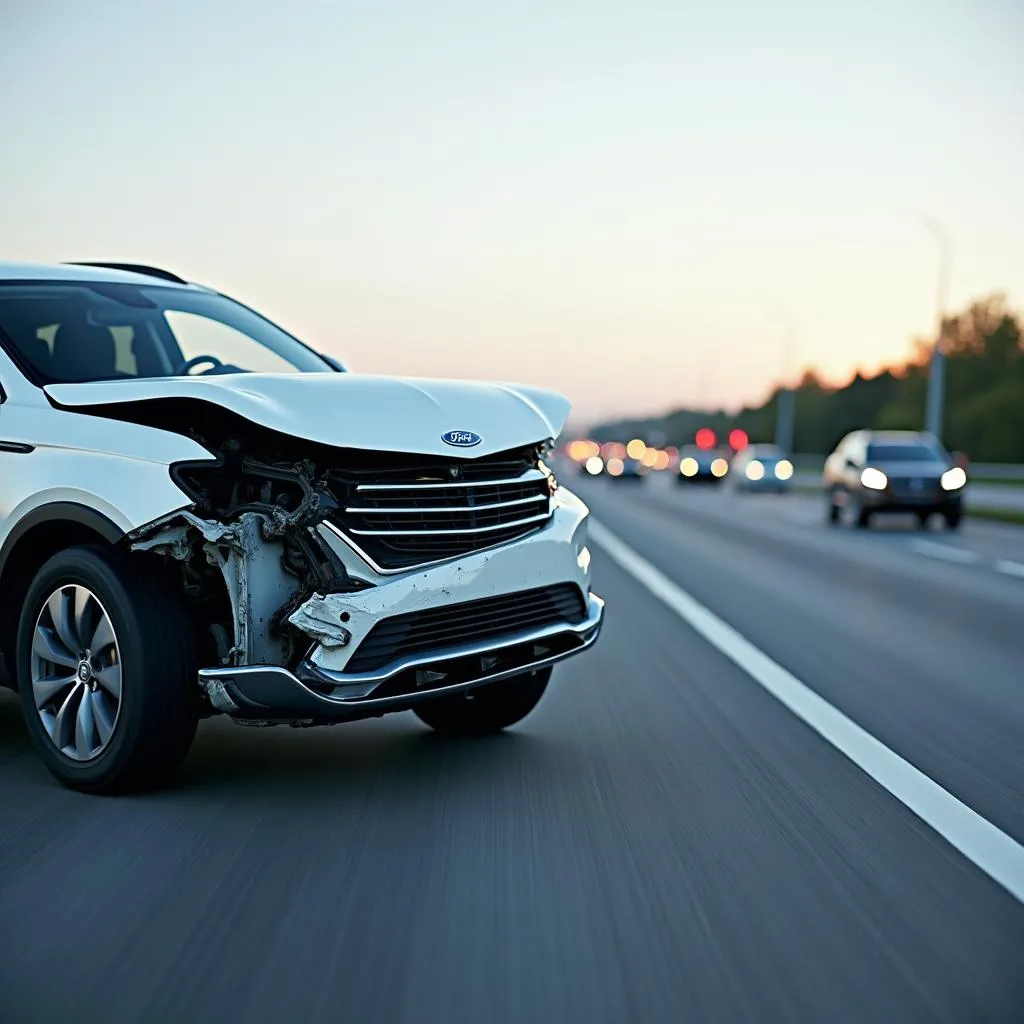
[[695, 428, 716, 450]]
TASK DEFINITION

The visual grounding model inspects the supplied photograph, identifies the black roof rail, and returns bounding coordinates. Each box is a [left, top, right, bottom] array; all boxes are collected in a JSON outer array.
[[63, 261, 188, 284]]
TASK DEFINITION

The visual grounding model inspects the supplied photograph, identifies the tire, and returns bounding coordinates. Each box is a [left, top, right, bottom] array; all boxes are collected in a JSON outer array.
[[413, 667, 551, 736], [855, 506, 872, 529], [827, 493, 841, 525], [916, 511, 931, 530], [944, 510, 962, 530], [16, 545, 199, 794]]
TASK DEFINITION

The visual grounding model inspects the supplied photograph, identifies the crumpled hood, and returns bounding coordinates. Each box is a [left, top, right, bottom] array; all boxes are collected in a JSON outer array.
[[44, 372, 572, 459]]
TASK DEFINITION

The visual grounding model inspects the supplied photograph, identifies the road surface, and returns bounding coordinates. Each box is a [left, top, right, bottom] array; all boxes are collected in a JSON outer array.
[[1, 474, 1022, 1022]]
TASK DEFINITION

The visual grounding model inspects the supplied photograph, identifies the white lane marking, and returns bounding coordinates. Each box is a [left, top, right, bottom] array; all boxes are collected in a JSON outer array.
[[589, 519, 1024, 906], [910, 539, 982, 565], [994, 559, 1024, 579]]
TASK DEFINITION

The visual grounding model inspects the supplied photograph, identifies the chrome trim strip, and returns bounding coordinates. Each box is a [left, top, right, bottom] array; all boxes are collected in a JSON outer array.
[[344, 493, 548, 515], [355, 469, 546, 492], [349, 510, 552, 537], [320, 519, 548, 577], [198, 595, 604, 717], [316, 593, 601, 686]]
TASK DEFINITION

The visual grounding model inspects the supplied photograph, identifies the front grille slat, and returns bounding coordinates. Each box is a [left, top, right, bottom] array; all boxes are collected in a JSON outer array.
[[345, 494, 548, 515], [328, 445, 554, 570], [344, 584, 587, 674]]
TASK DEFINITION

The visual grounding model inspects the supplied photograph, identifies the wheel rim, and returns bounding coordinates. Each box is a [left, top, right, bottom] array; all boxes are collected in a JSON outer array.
[[30, 585, 123, 762]]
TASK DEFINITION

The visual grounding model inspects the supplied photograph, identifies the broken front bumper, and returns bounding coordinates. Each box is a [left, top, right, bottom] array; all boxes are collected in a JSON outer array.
[[199, 593, 604, 723]]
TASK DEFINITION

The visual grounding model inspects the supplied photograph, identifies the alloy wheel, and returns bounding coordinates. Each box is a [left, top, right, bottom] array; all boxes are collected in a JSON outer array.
[[30, 585, 123, 761]]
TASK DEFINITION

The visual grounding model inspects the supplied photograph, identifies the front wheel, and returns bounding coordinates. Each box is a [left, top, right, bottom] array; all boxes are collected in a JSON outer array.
[[413, 667, 551, 736], [17, 545, 199, 794], [944, 510, 962, 530], [827, 492, 841, 525]]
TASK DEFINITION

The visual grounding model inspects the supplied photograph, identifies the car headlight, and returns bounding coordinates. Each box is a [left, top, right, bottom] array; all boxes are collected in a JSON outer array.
[[711, 458, 729, 478], [680, 457, 698, 477], [860, 467, 888, 490], [585, 456, 604, 476], [774, 459, 793, 481], [745, 460, 764, 481], [941, 466, 967, 491]]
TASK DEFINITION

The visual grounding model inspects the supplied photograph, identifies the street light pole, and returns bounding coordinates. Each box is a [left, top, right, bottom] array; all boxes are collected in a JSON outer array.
[[771, 310, 798, 453], [923, 218, 952, 441]]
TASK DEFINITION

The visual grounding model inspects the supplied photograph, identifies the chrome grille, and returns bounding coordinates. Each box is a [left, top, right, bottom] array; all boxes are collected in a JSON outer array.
[[328, 448, 555, 570]]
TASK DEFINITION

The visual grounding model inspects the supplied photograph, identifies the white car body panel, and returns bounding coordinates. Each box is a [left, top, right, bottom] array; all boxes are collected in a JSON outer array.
[[0, 391, 212, 545], [0, 260, 602, 736], [45, 374, 571, 460]]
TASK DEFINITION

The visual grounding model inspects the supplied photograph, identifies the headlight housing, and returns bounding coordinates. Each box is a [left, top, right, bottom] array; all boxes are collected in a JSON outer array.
[[941, 466, 967, 491], [860, 467, 888, 490]]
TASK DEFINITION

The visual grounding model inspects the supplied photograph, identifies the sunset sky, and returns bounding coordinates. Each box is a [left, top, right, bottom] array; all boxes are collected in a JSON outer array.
[[3, 0, 1022, 427]]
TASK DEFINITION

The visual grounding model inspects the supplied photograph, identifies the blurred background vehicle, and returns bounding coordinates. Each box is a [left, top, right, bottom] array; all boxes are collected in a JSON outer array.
[[677, 444, 730, 484], [607, 455, 648, 481], [730, 444, 795, 493], [823, 430, 966, 530]]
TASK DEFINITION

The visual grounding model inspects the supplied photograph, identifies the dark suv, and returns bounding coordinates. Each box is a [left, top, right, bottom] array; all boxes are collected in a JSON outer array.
[[822, 430, 966, 530]]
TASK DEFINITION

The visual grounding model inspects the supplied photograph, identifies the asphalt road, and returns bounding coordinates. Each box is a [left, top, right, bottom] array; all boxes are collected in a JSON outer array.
[[2, 474, 1023, 1023]]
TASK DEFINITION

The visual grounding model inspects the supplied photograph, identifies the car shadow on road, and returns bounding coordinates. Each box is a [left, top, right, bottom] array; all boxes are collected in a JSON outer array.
[[2, 689, 574, 803], [0, 690, 30, 753], [165, 713, 566, 802]]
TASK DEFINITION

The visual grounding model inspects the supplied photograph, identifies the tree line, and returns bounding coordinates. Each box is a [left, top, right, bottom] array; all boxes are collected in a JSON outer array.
[[587, 294, 1024, 462]]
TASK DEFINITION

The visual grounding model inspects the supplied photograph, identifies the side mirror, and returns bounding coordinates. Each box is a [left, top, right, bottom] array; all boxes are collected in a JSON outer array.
[[320, 354, 347, 372]]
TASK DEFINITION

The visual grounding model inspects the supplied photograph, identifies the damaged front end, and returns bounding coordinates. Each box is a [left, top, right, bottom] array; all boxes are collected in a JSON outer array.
[[129, 447, 368, 716], [126, 418, 603, 728]]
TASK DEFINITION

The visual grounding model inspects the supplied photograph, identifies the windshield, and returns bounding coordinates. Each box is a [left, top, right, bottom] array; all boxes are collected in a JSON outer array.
[[0, 281, 333, 384], [867, 442, 944, 462]]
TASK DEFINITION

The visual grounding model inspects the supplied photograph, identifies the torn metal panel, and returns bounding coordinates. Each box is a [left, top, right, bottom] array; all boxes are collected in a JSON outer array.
[[287, 594, 352, 649]]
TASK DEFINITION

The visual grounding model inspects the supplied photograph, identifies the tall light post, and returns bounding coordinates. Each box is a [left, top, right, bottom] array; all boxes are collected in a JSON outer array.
[[923, 218, 952, 441], [770, 310, 798, 453]]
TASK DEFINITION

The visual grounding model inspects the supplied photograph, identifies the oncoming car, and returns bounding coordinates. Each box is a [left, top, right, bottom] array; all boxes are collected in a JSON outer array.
[[822, 429, 966, 529], [730, 444, 794, 492], [0, 261, 604, 793], [676, 445, 729, 484]]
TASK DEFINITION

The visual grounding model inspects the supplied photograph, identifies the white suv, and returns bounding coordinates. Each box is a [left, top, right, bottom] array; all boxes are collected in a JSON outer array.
[[0, 261, 603, 793]]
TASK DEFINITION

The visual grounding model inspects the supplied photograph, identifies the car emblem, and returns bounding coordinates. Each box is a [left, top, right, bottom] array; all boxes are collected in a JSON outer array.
[[441, 430, 482, 448], [77, 663, 91, 683]]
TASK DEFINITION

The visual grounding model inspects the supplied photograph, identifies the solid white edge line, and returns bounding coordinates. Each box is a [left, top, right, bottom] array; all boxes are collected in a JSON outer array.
[[994, 559, 1024, 579], [910, 539, 982, 564], [589, 518, 1024, 906]]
